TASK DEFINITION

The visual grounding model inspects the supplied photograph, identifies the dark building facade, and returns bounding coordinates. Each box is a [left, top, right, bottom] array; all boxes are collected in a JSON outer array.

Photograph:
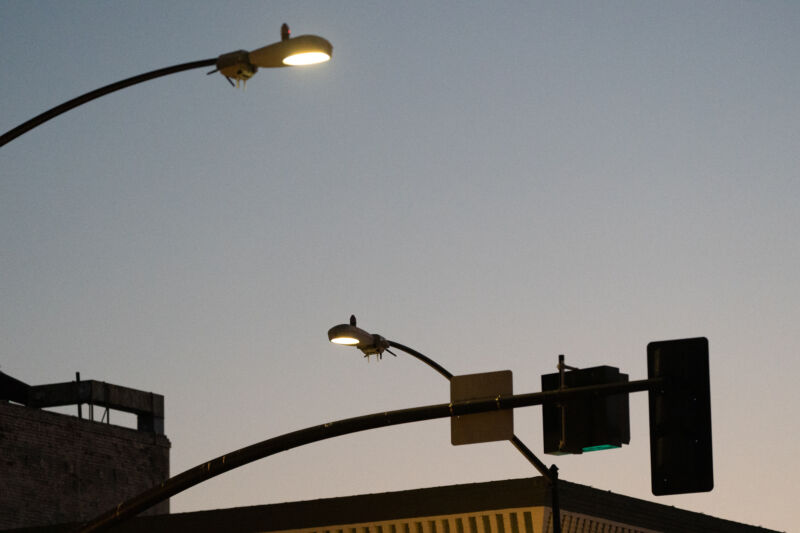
[[0, 372, 170, 530]]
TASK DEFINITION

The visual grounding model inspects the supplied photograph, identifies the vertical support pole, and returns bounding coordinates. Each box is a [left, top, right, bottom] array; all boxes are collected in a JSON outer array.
[[549, 464, 562, 533], [389, 340, 565, 531], [509, 437, 561, 533], [75, 372, 82, 419], [551, 354, 566, 533], [557, 355, 566, 451]]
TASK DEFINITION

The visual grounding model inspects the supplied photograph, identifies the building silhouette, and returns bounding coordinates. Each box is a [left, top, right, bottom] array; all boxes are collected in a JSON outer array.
[[0, 371, 169, 529]]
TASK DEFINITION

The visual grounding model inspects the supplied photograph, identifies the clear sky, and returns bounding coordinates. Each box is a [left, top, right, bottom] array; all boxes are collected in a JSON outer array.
[[1, 2, 798, 531]]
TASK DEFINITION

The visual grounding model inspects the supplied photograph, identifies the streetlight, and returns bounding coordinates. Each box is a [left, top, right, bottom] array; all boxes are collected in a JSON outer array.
[[328, 315, 453, 379], [0, 23, 332, 147], [75, 320, 668, 532], [327, 315, 564, 533], [215, 24, 331, 84]]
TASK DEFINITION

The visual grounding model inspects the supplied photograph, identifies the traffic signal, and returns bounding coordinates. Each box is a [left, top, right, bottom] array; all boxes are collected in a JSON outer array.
[[542, 366, 630, 455], [648, 337, 713, 495]]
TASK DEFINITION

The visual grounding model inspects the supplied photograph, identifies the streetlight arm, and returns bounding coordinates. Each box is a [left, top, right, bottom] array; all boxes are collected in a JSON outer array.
[[510, 435, 554, 480], [73, 391, 550, 533], [0, 58, 216, 147], [76, 380, 660, 533], [386, 339, 552, 479], [387, 340, 454, 380]]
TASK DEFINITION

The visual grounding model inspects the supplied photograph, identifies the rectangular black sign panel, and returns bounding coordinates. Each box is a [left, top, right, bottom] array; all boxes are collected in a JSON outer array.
[[648, 337, 714, 496]]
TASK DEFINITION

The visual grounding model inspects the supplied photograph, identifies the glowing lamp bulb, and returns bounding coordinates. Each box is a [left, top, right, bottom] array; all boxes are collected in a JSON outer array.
[[331, 336, 360, 345], [283, 52, 331, 66]]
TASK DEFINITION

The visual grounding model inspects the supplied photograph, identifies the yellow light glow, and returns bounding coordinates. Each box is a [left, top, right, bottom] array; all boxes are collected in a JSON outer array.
[[283, 52, 331, 66], [331, 336, 360, 345]]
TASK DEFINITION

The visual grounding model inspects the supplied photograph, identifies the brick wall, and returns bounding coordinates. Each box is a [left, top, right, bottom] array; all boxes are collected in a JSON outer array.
[[0, 400, 170, 529]]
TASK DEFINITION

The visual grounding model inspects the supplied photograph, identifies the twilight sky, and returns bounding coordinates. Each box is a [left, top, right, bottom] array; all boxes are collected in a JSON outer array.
[[1, 2, 798, 531]]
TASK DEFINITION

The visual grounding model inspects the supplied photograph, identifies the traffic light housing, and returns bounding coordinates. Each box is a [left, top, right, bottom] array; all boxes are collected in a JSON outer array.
[[648, 337, 713, 495], [542, 366, 630, 455]]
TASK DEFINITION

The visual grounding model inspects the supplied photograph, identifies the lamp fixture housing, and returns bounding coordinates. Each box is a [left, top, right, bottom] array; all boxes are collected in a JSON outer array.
[[327, 320, 390, 358]]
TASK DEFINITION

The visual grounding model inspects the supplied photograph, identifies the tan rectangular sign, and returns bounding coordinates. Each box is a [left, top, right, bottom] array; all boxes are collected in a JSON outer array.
[[450, 370, 513, 445]]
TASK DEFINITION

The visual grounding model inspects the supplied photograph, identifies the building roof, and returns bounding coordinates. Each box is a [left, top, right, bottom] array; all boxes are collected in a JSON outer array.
[[0, 371, 164, 434], [7, 477, 780, 533]]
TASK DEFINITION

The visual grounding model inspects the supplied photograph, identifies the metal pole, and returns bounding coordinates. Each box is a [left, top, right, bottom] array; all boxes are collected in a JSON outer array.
[[357, 341, 652, 533], [0, 58, 215, 147], [74, 380, 661, 533], [387, 339, 563, 531], [75, 372, 82, 419], [387, 341, 454, 380], [549, 464, 561, 533], [387, 339, 552, 474]]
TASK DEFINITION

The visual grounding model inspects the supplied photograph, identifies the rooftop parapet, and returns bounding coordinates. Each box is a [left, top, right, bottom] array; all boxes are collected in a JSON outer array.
[[0, 371, 164, 434]]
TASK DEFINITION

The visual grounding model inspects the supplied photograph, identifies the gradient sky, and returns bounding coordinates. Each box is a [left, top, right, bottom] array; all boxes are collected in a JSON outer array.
[[1, 2, 798, 531]]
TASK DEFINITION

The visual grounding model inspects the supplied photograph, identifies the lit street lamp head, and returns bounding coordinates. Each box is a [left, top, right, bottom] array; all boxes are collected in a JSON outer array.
[[328, 315, 392, 359], [215, 24, 332, 87], [0, 22, 333, 146], [249, 33, 333, 67], [327, 317, 454, 380]]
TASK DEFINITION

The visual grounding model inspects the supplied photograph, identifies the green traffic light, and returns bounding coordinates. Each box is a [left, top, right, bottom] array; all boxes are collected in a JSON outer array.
[[542, 365, 631, 455], [582, 444, 620, 452]]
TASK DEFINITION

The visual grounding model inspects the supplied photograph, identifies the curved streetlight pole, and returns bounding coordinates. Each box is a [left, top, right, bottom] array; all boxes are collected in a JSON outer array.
[[0, 24, 332, 147], [77, 383, 640, 533], [328, 316, 563, 533], [73, 376, 660, 533], [0, 59, 214, 147]]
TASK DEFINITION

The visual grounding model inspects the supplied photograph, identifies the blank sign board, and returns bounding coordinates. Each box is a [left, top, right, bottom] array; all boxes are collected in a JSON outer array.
[[450, 370, 513, 445]]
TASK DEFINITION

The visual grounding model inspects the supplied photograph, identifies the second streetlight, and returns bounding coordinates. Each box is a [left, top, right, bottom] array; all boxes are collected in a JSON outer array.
[[327, 315, 564, 533]]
